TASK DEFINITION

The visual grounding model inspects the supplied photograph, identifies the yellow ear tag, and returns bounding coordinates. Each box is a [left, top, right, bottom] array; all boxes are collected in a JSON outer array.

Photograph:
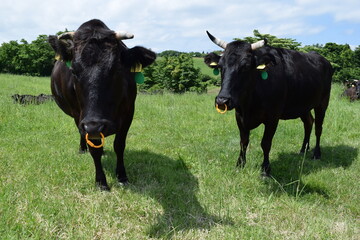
[[131, 63, 143, 73], [131, 63, 144, 84], [256, 64, 266, 70], [210, 62, 218, 67]]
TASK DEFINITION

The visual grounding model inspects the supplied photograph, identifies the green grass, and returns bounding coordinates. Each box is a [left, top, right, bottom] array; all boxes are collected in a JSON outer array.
[[0, 73, 359, 239]]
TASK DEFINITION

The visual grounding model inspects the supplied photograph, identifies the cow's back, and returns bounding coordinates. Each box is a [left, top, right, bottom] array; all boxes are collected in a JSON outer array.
[[265, 48, 332, 119]]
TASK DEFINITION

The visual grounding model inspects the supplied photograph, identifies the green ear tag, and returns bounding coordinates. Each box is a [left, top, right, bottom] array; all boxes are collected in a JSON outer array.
[[261, 71, 268, 80], [65, 61, 72, 68], [213, 68, 220, 76], [135, 72, 145, 84]]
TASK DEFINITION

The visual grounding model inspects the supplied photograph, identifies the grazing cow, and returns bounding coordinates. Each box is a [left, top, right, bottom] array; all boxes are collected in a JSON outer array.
[[342, 79, 359, 101], [204, 31, 333, 176], [48, 19, 156, 190]]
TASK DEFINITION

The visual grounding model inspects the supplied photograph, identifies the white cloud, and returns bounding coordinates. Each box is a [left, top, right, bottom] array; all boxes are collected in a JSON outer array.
[[0, 0, 359, 52]]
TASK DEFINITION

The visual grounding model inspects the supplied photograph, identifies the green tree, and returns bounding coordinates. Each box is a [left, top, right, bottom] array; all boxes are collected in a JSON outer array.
[[142, 53, 210, 93], [0, 35, 54, 76], [0, 40, 20, 73], [354, 46, 360, 68], [320, 43, 358, 82], [236, 30, 301, 50]]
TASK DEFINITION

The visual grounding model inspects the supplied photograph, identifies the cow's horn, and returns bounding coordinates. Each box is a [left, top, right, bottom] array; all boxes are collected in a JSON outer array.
[[251, 40, 265, 50], [58, 31, 75, 40], [115, 31, 134, 40], [206, 31, 227, 49]]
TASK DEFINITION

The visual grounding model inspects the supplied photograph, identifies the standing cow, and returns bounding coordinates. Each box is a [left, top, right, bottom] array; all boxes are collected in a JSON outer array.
[[204, 31, 333, 177], [49, 19, 156, 190]]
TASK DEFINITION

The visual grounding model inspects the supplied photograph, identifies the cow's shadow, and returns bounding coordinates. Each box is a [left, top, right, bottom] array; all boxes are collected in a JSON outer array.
[[102, 150, 230, 238], [267, 145, 358, 198]]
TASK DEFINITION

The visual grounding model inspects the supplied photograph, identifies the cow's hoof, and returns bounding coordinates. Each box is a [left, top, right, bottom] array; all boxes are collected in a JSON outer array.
[[99, 185, 111, 191], [96, 182, 110, 191], [236, 161, 246, 168], [79, 149, 87, 154], [261, 172, 271, 179], [118, 180, 129, 187], [236, 158, 246, 168]]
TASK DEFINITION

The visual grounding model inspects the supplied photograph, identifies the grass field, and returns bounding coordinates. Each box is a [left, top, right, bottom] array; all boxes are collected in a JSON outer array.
[[0, 73, 359, 239]]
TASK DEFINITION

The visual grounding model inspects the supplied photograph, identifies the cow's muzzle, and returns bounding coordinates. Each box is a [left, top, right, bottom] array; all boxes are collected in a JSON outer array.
[[80, 118, 112, 137], [79, 119, 109, 148], [215, 96, 232, 113]]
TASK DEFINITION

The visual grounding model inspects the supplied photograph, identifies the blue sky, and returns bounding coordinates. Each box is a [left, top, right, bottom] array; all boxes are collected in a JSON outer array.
[[1, 0, 359, 52]]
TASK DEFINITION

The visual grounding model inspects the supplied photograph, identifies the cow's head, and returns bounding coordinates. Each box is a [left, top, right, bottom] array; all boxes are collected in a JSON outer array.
[[204, 31, 276, 111], [49, 19, 156, 138]]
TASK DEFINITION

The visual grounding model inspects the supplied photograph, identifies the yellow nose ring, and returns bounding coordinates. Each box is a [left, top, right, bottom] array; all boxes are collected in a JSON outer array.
[[85, 132, 105, 148], [216, 104, 228, 114]]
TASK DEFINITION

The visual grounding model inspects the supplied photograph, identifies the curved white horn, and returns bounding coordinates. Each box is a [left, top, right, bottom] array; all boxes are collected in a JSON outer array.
[[251, 40, 265, 50], [206, 31, 227, 49], [58, 31, 75, 40], [115, 31, 134, 40]]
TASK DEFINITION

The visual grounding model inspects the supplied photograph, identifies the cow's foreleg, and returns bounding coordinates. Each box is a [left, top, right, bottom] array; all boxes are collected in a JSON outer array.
[[300, 112, 314, 154], [89, 144, 109, 190], [236, 112, 249, 168], [75, 118, 87, 153], [79, 134, 88, 154], [237, 130, 250, 168], [261, 121, 279, 177], [114, 133, 129, 185], [313, 109, 325, 159]]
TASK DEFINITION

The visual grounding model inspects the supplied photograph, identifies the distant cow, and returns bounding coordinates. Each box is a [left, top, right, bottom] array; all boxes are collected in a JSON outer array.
[[48, 19, 156, 190], [342, 79, 359, 101], [12, 94, 54, 105], [204, 31, 333, 177]]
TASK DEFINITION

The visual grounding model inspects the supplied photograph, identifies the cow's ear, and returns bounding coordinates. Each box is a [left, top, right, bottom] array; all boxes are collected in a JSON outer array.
[[121, 46, 156, 68], [254, 53, 276, 69], [48, 34, 74, 62], [204, 53, 221, 68]]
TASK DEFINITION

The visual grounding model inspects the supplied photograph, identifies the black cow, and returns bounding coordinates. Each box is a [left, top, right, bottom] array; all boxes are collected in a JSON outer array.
[[342, 79, 359, 101], [204, 31, 333, 177], [48, 19, 156, 190]]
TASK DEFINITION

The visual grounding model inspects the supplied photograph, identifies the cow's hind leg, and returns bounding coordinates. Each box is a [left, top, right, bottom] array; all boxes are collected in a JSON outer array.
[[313, 110, 325, 160], [89, 144, 109, 190], [300, 112, 314, 154], [313, 96, 330, 159]]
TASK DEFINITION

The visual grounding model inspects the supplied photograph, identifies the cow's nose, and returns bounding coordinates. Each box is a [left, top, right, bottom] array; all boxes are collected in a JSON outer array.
[[216, 96, 229, 106], [81, 120, 105, 137]]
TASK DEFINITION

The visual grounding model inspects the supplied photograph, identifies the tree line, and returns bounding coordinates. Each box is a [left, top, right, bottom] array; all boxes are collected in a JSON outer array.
[[0, 30, 359, 93]]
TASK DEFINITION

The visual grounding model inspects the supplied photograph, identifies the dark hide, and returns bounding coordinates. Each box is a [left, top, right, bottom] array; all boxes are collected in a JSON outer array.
[[205, 38, 333, 177], [49, 19, 156, 190]]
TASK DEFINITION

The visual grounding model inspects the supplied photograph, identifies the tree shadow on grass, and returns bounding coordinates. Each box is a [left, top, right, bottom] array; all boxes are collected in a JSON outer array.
[[267, 145, 358, 198], [102, 150, 231, 239]]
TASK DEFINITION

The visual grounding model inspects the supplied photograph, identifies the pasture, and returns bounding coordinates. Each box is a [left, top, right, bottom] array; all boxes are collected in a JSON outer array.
[[0, 73, 359, 239]]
